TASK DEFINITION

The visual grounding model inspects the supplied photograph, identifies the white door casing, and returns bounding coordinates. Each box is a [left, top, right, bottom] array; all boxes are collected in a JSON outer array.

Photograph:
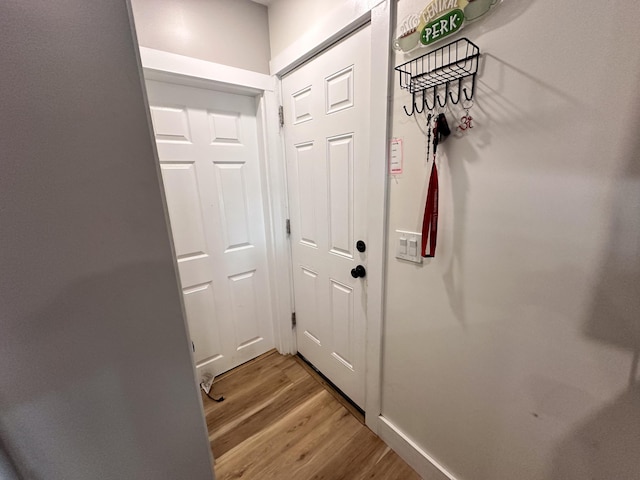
[[146, 80, 275, 379], [282, 25, 372, 408]]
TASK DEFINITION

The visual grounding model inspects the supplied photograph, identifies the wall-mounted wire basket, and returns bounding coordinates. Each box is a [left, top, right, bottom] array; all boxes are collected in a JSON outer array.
[[395, 37, 480, 115]]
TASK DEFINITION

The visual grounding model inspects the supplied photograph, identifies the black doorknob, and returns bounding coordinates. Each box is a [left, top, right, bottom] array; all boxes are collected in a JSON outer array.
[[356, 240, 366, 253], [351, 265, 366, 278]]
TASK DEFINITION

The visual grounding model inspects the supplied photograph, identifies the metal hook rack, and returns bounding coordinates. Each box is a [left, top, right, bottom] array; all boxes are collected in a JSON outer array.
[[396, 38, 480, 116]]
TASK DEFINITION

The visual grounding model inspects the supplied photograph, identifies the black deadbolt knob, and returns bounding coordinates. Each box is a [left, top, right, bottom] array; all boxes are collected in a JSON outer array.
[[351, 265, 366, 278], [356, 240, 366, 253]]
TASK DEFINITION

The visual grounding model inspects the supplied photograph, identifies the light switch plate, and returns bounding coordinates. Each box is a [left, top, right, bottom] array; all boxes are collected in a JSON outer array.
[[395, 230, 423, 264]]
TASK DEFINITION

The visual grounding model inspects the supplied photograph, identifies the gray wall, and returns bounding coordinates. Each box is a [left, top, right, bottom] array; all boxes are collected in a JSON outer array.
[[131, 0, 271, 74], [0, 1, 214, 479], [383, 1, 640, 479]]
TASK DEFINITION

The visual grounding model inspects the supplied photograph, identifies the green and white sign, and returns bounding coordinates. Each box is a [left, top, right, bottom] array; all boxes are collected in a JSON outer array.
[[394, 0, 499, 52], [420, 8, 464, 45]]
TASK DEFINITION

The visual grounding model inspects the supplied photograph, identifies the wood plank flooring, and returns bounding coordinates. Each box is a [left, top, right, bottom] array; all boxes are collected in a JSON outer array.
[[202, 350, 420, 480]]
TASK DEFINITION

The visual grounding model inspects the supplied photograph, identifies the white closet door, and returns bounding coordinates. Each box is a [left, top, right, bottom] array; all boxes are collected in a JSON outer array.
[[282, 25, 371, 408], [146, 80, 274, 378]]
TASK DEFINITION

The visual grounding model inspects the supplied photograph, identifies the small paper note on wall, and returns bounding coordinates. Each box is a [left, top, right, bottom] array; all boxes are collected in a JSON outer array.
[[389, 138, 403, 175]]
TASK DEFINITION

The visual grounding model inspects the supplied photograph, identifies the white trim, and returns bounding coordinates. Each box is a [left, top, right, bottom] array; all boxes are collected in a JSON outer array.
[[363, 0, 392, 435], [377, 416, 456, 480], [140, 47, 275, 93], [140, 50, 294, 357], [275, 81, 298, 355], [256, 91, 296, 355], [270, 0, 386, 76]]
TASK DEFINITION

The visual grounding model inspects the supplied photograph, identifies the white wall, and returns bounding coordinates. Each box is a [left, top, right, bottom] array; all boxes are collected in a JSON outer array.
[[266, 0, 382, 74], [383, 1, 640, 479], [0, 2, 213, 479], [267, 0, 346, 57], [131, 0, 271, 74]]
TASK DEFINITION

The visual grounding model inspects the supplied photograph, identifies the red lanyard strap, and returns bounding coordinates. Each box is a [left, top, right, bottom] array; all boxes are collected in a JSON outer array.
[[421, 162, 439, 258]]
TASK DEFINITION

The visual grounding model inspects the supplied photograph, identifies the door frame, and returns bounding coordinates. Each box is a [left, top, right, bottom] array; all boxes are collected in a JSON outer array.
[[140, 47, 296, 357], [272, 1, 393, 433]]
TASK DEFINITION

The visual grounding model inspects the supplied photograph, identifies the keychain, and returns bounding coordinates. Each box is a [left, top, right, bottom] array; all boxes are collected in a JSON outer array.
[[426, 113, 433, 159], [433, 112, 451, 157], [457, 100, 474, 132]]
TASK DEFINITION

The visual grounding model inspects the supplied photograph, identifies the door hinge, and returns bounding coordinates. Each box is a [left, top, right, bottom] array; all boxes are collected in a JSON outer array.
[[291, 312, 296, 328], [278, 105, 284, 127], [286, 218, 291, 235]]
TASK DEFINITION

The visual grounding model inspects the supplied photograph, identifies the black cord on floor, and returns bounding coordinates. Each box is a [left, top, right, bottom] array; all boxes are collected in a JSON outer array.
[[204, 390, 224, 402]]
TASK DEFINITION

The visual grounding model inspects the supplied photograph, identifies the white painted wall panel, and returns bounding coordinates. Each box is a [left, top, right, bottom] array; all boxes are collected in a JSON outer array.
[[267, 0, 350, 57], [131, 0, 270, 74], [0, 2, 213, 478], [382, 1, 640, 479]]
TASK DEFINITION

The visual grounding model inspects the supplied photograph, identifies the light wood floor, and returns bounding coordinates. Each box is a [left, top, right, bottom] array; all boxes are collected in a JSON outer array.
[[202, 350, 420, 480]]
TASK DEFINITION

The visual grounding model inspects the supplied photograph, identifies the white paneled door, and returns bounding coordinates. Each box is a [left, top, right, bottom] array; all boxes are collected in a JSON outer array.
[[282, 25, 371, 408], [145, 80, 274, 379]]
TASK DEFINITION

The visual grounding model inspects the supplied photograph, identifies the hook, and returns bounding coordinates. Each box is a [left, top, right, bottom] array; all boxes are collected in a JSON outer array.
[[462, 74, 476, 102], [403, 91, 416, 116], [415, 90, 425, 115], [448, 78, 462, 105], [436, 83, 449, 108], [424, 86, 436, 111]]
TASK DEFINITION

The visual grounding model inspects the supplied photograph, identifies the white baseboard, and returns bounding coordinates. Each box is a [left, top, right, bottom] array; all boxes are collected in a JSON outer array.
[[377, 416, 457, 480]]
